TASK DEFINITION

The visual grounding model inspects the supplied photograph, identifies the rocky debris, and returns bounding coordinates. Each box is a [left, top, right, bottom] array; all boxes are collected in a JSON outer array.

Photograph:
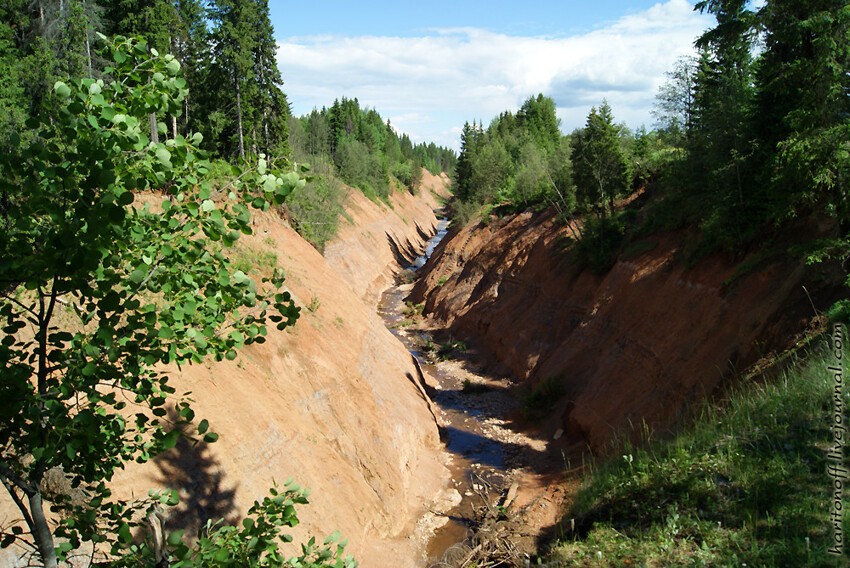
[[378, 285, 572, 565]]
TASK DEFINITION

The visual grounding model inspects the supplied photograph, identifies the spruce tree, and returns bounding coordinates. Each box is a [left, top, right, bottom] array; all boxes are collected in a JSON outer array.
[[572, 101, 629, 217], [755, 0, 850, 221]]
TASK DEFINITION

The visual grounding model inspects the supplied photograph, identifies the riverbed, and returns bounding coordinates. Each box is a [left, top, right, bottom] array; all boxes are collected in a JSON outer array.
[[377, 218, 555, 565]]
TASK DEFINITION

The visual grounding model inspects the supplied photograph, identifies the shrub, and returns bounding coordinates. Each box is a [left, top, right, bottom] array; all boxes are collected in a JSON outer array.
[[285, 176, 346, 252]]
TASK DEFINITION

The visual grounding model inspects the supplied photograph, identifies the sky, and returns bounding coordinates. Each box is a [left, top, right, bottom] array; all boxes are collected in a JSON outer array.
[[271, 0, 715, 151]]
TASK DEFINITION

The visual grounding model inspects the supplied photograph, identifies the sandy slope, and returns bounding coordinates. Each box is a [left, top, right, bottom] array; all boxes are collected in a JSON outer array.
[[1, 172, 454, 567]]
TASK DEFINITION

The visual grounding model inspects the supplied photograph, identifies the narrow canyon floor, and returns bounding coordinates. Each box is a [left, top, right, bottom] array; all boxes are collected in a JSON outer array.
[[379, 260, 582, 565]]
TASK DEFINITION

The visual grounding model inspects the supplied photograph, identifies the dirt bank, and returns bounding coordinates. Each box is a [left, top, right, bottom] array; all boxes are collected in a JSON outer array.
[[325, 171, 451, 306], [409, 208, 835, 455], [1, 172, 454, 567]]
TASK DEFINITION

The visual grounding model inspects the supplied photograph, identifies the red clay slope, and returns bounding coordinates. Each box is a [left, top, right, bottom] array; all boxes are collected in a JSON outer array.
[[410, 208, 833, 454], [0, 172, 453, 568]]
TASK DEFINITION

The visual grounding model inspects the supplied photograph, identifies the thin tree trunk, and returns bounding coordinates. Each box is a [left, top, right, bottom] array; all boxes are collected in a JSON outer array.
[[235, 79, 244, 161], [29, 488, 57, 568], [171, 116, 177, 140], [183, 92, 190, 136], [150, 113, 159, 144], [85, 30, 92, 75], [263, 107, 270, 157]]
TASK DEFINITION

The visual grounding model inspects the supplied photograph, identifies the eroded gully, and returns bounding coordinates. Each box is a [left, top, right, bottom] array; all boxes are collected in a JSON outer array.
[[377, 219, 561, 566]]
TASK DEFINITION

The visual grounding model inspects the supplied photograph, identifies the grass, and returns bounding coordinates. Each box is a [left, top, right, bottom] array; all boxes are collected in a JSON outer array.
[[545, 340, 850, 567], [402, 301, 425, 318], [231, 246, 278, 276], [461, 378, 492, 394], [437, 338, 467, 360], [522, 375, 565, 421], [621, 238, 659, 260]]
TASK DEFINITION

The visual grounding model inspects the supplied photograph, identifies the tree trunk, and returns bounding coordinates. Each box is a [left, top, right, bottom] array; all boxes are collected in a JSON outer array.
[[235, 79, 245, 161], [263, 106, 270, 157], [183, 92, 190, 136], [85, 28, 92, 76], [29, 489, 58, 568], [150, 113, 159, 144]]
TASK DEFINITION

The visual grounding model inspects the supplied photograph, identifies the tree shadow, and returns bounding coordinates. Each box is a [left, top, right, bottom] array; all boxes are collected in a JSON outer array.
[[152, 410, 240, 538]]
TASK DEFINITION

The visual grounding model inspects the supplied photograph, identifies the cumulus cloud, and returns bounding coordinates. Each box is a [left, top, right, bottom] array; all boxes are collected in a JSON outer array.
[[277, 0, 712, 150]]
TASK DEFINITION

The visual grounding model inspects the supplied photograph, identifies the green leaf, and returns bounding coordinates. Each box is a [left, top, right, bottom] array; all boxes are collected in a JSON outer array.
[[162, 430, 181, 450], [116, 191, 135, 206], [167, 530, 184, 546], [117, 523, 132, 544], [203, 432, 219, 443], [54, 81, 71, 98], [166, 58, 180, 76], [197, 419, 209, 434], [156, 147, 172, 168]]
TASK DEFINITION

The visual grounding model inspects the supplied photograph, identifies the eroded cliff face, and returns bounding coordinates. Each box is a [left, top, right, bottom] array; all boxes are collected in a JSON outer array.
[[122, 173, 453, 565], [0, 173, 452, 567], [409, 208, 832, 454]]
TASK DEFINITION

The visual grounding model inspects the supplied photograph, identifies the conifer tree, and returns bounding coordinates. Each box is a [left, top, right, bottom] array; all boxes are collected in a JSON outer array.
[[572, 101, 629, 218], [755, 0, 850, 221]]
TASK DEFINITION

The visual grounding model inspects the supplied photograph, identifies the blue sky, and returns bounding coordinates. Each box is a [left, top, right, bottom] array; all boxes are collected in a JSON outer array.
[[270, 1, 714, 150]]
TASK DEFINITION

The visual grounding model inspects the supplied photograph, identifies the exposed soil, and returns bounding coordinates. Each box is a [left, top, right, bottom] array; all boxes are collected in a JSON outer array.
[[0, 172, 459, 568], [409, 208, 841, 459]]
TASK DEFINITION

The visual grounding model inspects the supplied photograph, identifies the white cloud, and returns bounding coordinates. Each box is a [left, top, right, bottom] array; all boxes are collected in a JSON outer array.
[[277, 0, 713, 151]]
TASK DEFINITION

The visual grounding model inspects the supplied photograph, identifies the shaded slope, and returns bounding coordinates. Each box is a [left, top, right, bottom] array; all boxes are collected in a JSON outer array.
[[410, 208, 837, 454]]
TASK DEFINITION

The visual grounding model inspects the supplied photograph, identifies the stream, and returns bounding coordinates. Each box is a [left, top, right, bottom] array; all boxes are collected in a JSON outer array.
[[378, 219, 548, 565]]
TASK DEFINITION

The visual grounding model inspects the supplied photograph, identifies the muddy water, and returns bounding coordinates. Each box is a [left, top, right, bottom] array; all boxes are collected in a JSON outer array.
[[377, 219, 524, 565]]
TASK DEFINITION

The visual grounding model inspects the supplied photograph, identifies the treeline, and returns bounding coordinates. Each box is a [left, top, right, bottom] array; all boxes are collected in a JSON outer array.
[[661, 0, 849, 256], [454, 0, 849, 272], [285, 97, 456, 250], [0, 0, 290, 162], [0, 0, 457, 253], [454, 93, 668, 266], [290, 97, 456, 200], [455, 94, 670, 217]]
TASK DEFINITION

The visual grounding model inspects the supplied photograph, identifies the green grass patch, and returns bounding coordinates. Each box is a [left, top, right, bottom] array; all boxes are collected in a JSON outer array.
[[522, 375, 565, 421], [546, 341, 850, 567], [284, 175, 346, 252], [231, 247, 278, 276], [461, 379, 492, 394], [438, 339, 467, 360], [721, 247, 786, 290]]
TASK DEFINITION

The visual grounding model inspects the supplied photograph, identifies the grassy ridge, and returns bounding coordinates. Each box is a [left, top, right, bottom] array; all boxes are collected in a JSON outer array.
[[546, 338, 850, 567]]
